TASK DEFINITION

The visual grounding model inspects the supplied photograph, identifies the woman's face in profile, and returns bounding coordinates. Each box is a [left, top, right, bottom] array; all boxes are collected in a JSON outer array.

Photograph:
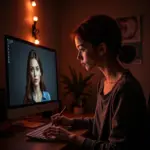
[[29, 58, 41, 87], [75, 35, 97, 71]]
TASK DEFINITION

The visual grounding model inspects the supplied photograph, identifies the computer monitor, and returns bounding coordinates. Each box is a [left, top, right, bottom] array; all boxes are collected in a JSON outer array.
[[4, 35, 59, 120]]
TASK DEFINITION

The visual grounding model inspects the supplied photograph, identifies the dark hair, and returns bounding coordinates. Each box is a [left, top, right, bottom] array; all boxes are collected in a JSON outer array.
[[71, 14, 136, 64], [24, 50, 46, 104]]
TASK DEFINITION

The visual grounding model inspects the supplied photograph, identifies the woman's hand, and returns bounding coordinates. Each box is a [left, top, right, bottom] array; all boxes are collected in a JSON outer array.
[[43, 125, 74, 141], [51, 113, 73, 126]]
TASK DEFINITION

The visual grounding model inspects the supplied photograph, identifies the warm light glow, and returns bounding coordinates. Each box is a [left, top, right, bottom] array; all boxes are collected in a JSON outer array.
[[33, 16, 38, 22], [35, 39, 40, 44], [31, 0, 36, 7], [25, 1, 33, 26]]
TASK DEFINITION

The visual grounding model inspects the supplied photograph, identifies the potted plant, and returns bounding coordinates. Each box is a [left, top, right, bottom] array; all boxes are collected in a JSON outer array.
[[61, 66, 94, 114]]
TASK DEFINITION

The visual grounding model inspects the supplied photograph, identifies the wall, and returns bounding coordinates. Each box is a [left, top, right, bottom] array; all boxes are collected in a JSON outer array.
[[0, 0, 150, 113], [60, 0, 150, 112], [0, 0, 61, 89]]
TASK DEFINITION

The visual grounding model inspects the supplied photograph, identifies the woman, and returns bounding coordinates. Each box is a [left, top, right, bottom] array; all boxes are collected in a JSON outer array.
[[43, 15, 148, 150], [24, 50, 51, 104]]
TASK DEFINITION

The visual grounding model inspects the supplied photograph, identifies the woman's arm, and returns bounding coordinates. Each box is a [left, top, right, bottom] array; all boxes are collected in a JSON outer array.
[[71, 117, 94, 130], [71, 80, 101, 130], [69, 83, 147, 150]]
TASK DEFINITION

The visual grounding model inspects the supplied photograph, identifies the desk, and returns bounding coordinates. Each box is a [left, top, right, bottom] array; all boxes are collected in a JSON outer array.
[[0, 113, 94, 150]]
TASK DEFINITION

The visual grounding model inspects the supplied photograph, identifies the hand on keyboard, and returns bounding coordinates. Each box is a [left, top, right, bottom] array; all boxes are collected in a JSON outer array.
[[26, 113, 74, 141], [43, 125, 73, 141], [26, 122, 56, 141]]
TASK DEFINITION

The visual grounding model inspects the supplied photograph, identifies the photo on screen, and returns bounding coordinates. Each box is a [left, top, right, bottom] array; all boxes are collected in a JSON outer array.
[[6, 37, 58, 107]]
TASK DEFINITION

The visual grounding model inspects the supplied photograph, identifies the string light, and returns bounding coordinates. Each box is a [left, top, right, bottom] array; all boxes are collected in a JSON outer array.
[[31, 0, 40, 44], [33, 16, 38, 22], [35, 39, 40, 45], [31, 0, 36, 7]]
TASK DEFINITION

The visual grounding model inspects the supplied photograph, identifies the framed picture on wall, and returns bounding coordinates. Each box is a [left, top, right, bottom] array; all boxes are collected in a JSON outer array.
[[116, 16, 142, 64], [116, 16, 142, 43], [123, 42, 142, 64]]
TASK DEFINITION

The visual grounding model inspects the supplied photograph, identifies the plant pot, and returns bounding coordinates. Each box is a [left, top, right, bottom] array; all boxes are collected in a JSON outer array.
[[73, 106, 84, 115]]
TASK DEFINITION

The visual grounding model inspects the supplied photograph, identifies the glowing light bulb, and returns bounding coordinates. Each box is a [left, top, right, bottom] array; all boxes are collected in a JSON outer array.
[[31, 0, 36, 7], [35, 39, 40, 44], [33, 16, 38, 22]]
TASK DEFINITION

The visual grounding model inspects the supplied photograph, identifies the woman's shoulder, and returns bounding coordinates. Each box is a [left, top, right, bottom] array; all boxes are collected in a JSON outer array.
[[116, 70, 144, 96], [43, 91, 50, 95], [120, 70, 141, 88]]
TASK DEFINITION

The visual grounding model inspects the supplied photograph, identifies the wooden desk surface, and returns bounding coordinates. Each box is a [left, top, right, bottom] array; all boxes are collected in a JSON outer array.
[[0, 130, 66, 150], [0, 112, 94, 150]]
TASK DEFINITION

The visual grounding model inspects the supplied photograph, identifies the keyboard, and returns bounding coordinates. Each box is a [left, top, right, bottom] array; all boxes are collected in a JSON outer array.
[[26, 122, 56, 141]]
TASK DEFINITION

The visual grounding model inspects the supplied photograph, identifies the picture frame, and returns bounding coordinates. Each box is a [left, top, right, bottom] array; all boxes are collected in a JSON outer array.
[[116, 16, 142, 43], [116, 16, 143, 64], [123, 42, 142, 64]]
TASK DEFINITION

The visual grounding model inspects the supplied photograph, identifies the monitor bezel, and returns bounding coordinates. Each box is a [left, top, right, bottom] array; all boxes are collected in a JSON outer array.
[[4, 35, 60, 109]]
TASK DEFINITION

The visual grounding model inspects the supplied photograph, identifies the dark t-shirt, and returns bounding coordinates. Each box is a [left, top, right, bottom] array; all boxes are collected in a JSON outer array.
[[72, 70, 148, 150]]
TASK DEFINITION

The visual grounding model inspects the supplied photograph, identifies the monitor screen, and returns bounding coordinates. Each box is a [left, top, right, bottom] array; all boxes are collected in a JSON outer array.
[[5, 35, 59, 119]]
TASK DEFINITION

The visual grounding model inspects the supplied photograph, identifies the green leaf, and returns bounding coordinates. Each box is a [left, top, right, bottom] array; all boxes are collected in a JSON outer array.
[[60, 66, 94, 106]]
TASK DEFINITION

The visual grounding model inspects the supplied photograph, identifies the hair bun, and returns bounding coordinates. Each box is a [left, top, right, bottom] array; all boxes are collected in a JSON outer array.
[[118, 45, 136, 64]]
